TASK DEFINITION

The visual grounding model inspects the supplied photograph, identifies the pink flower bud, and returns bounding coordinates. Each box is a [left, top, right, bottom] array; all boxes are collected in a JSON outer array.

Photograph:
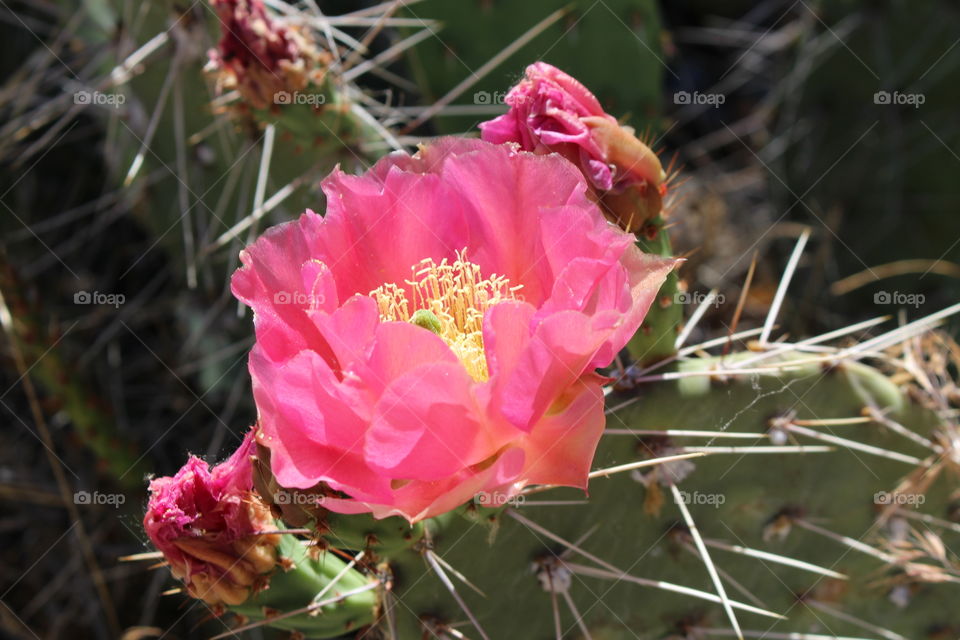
[[143, 430, 280, 605], [480, 63, 667, 231]]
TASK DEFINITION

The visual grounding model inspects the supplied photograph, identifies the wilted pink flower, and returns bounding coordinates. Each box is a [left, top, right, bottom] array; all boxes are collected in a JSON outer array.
[[480, 63, 666, 230], [207, 0, 326, 109], [144, 430, 279, 606], [232, 138, 675, 522]]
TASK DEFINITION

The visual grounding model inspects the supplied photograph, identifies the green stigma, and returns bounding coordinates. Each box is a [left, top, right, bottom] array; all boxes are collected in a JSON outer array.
[[410, 309, 443, 335]]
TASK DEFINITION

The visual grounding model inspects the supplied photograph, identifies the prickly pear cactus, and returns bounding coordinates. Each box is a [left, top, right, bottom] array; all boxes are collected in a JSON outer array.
[[118, 4, 960, 640]]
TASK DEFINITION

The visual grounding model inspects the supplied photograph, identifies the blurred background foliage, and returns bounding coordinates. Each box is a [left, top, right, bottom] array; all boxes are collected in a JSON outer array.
[[0, 0, 958, 637]]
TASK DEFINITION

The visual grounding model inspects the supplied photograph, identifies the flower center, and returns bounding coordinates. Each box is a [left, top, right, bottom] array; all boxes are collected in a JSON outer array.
[[369, 251, 521, 382]]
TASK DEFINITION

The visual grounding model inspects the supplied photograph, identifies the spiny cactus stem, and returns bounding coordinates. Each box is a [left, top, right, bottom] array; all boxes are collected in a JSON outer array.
[[625, 326, 769, 383], [803, 600, 910, 640], [518, 451, 706, 497], [605, 428, 773, 438], [849, 299, 960, 354], [246, 122, 277, 246], [210, 583, 380, 639], [894, 509, 960, 534], [634, 301, 890, 386], [736, 316, 892, 370], [586, 450, 706, 479], [423, 549, 491, 640], [759, 228, 811, 345], [401, 6, 568, 132], [563, 561, 785, 620], [341, 28, 438, 84], [560, 588, 591, 639], [630, 365, 808, 384], [208, 172, 314, 251], [313, 549, 366, 603], [669, 481, 744, 640], [784, 423, 929, 465], [124, 56, 179, 187], [109, 31, 171, 86], [689, 535, 848, 580], [793, 518, 899, 565], [676, 540, 769, 611], [862, 404, 941, 453], [791, 416, 872, 426], [674, 287, 721, 349], [678, 445, 834, 455], [689, 629, 877, 640], [425, 550, 486, 598], [509, 510, 785, 620]]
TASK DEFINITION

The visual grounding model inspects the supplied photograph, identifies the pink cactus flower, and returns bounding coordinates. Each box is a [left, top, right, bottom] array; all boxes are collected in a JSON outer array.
[[232, 137, 676, 523], [143, 430, 279, 606], [480, 63, 666, 227]]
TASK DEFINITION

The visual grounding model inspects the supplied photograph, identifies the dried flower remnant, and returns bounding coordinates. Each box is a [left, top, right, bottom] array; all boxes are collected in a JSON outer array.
[[143, 430, 280, 605]]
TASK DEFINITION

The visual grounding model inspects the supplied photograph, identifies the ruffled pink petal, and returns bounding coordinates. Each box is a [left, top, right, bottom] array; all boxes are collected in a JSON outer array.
[[365, 361, 506, 481], [250, 346, 390, 498], [516, 376, 606, 488], [492, 309, 616, 432], [436, 145, 592, 306], [232, 211, 340, 367], [601, 249, 680, 365], [324, 447, 526, 522], [364, 322, 461, 394], [477, 112, 521, 146], [309, 294, 380, 375], [314, 164, 469, 298]]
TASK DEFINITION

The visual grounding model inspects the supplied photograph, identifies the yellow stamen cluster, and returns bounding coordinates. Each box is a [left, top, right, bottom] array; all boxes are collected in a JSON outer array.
[[370, 251, 522, 382]]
